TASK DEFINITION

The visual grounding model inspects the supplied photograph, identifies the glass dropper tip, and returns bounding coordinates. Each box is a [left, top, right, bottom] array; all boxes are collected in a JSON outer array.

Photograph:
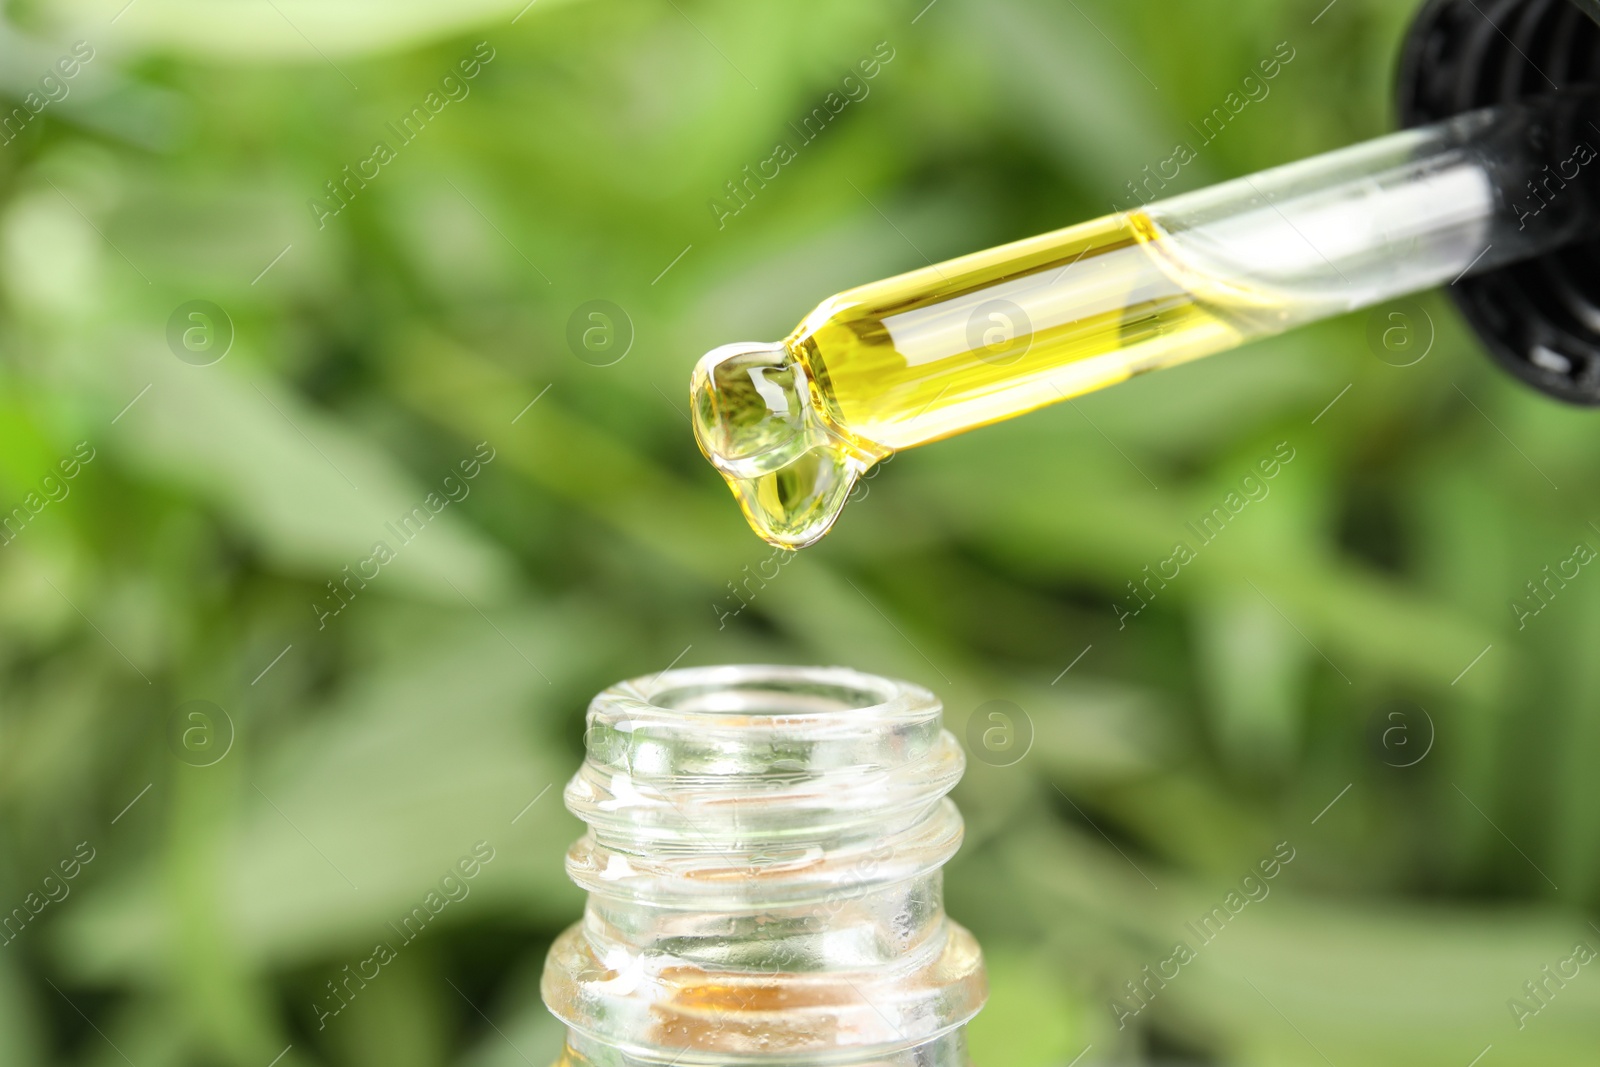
[[690, 341, 882, 550]]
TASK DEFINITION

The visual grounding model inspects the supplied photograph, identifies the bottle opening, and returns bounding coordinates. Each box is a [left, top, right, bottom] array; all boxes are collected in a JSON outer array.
[[638, 665, 905, 718]]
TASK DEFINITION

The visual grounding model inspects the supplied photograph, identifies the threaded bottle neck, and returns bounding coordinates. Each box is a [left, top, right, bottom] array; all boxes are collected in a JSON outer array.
[[542, 665, 987, 1067]]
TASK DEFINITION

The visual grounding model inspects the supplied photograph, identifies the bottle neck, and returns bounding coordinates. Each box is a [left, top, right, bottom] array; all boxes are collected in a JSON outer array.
[[541, 665, 987, 1067]]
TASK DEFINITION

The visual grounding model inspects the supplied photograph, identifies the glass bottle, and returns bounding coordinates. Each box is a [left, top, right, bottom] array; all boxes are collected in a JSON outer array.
[[541, 664, 988, 1067]]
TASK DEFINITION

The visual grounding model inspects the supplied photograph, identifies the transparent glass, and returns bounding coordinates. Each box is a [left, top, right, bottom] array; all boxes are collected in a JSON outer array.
[[690, 92, 1600, 550], [541, 665, 987, 1067]]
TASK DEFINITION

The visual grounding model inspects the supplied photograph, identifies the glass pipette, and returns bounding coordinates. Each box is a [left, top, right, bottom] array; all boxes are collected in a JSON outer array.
[[690, 91, 1600, 549]]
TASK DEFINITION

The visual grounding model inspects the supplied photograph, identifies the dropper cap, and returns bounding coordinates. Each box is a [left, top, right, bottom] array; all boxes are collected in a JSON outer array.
[[1400, 0, 1600, 402]]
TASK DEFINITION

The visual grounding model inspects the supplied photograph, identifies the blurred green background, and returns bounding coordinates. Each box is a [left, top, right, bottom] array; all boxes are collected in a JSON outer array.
[[1, 0, 1598, 1064]]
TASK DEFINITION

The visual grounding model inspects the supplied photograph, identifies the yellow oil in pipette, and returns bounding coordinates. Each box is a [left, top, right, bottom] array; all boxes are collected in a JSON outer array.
[[798, 211, 1258, 449], [691, 210, 1282, 550], [692, 101, 1575, 549]]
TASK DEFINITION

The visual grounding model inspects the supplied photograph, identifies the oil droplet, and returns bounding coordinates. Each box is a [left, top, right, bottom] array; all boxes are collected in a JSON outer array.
[[691, 342, 882, 550]]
